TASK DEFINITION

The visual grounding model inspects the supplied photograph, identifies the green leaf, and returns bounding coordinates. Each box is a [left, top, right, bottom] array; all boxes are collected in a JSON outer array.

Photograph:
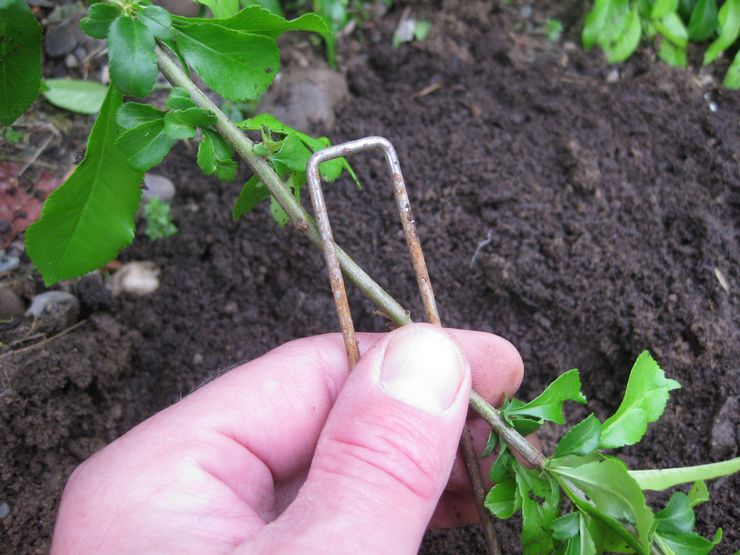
[[656, 492, 694, 535], [505, 369, 586, 425], [241, 114, 357, 184], [163, 108, 217, 140], [139, 5, 174, 40], [198, 128, 238, 181], [116, 112, 176, 172], [142, 197, 177, 241], [233, 175, 270, 220], [656, 12, 689, 47], [116, 102, 164, 128], [551, 512, 580, 540], [564, 514, 597, 555], [655, 529, 722, 555], [651, 0, 679, 20], [166, 87, 197, 110], [174, 22, 279, 101], [0, 0, 42, 126], [723, 49, 740, 89], [629, 457, 740, 491], [0, 0, 15, 8], [269, 195, 289, 227], [41, 79, 107, 115], [489, 445, 515, 484], [583, 0, 613, 48], [548, 456, 654, 551], [515, 463, 560, 555], [25, 86, 144, 285], [554, 414, 602, 458], [414, 20, 433, 41], [600, 7, 643, 63], [658, 40, 688, 67], [269, 133, 313, 172], [599, 351, 680, 449], [481, 431, 499, 458], [687, 480, 709, 507], [688, 0, 718, 41], [107, 15, 157, 98], [80, 2, 121, 39], [704, 0, 740, 64], [191, 0, 240, 19], [484, 479, 520, 519]]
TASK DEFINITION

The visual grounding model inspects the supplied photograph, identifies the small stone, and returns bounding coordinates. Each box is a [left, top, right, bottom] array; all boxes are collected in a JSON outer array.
[[45, 19, 82, 58], [0, 253, 20, 274], [223, 300, 238, 315], [711, 396, 738, 459], [65, 53, 79, 69], [0, 287, 25, 321], [142, 173, 176, 204], [708, 102, 718, 112], [192, 352, 204, 365], [109, 262, 160, 297], [256, 67, 349, 134], [606, 68, 620, 83], [0, 501, 10, 519], [26, 291, 79, 334]]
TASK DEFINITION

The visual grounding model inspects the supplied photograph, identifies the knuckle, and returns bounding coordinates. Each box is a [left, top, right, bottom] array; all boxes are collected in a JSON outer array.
[[315, 410, 442, 501]]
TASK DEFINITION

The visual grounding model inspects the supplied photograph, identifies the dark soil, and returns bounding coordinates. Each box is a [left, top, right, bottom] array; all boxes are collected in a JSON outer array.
[[2, 1, 738, 553]]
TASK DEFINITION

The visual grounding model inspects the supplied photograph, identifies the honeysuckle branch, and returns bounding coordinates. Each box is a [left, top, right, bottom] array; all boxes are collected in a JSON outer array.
[[155, 45, 545, 470]]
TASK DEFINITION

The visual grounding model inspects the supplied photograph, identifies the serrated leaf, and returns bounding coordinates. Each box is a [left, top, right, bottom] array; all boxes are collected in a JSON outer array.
[[548, 455, 654, 551], [484, 479, 520, 519], [658, 40, 688, 67], [0, 0, 42, 126], [166, 87, 196, 110], [583, 0, 613, 48], [554, 414, 602, 458], [723, 49, 740, 89], [515, 463, 560, 555], [174, 22, 279, 101], [198, 128, 238, 181], [163, 108, 217, 140], [269, 133, 313, 172], [481, 431, 499, 458], [687, 481, 709, 507], [551, 512, 580, 540], [108, 15, 157, 98], [489, 445, 515, 484], [600, 351, 680, 449], [600, 7, 642, 63], [651, 0, 679, 20], [116, 117, 176, 172], [505, 369, 586, 425], [80, 2, 121, 39], [117, 102, 164, 129], [41, 79, 107, 115], [656, 12, 689, 47], [25, 86, 144, 285], [657, 492, 695, 535], [564, 514, 597, 555], [233, 175, 270, 220], [139, 5, 174, 40], [688, 0, 718, 41], [703, 0, 739, 64]]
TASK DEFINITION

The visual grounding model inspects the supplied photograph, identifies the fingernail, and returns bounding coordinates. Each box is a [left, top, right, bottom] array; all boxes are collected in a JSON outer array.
[[379, 327, 466, 413]]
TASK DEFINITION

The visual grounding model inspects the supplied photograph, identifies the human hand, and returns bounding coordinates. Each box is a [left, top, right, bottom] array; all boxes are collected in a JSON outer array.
[[52, 324, 523, 554]]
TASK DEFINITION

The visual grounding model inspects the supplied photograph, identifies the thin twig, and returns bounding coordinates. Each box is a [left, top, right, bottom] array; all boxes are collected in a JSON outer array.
[[2, 319, 88, 357]]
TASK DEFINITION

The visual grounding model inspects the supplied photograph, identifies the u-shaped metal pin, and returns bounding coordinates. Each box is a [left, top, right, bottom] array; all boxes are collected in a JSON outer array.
[[306, 136, 441, 367]]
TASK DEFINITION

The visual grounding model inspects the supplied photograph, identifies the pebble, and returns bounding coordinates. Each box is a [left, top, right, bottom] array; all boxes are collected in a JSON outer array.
[[142, 173, 176, 204], [711, 395, 738, 459], [45, 19, 82, 58], [0, 501, 9, 519], [109, 262, 160, 297], [0, 286, 25, 321], [0, 253, 20, 274], [606, 68, 620, 83], [257, 68, 349, 133], [65, 53, 79, 69], [26, 291, 79, 334]]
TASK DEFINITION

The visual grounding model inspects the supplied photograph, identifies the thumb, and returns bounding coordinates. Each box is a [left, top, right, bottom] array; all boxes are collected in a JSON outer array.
[[258, 324, 472, 554]]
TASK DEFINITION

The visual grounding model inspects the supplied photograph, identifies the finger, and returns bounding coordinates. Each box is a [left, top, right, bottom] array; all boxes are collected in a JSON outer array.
[[245, 324, 472, 554]]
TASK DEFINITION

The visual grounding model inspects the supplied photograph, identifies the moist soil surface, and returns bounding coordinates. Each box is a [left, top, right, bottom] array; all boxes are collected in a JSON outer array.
[[2, 1, 739, 553]]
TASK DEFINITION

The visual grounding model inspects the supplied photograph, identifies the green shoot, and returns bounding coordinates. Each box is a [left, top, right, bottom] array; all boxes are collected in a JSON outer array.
[[142, 197, 178, 241]]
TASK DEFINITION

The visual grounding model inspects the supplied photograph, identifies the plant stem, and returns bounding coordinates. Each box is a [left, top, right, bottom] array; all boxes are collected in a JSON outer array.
[[630, 456, 740, 491], [155, 41, 545, 493]]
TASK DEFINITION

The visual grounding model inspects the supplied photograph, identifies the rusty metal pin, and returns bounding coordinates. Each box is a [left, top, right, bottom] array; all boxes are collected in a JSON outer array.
[[306, 137, 500, 555]]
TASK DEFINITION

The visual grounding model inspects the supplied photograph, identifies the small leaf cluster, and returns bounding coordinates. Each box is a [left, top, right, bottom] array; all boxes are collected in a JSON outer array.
[[233, 114, 359, 226], [583, 0, 739, 88], [142, 197, 178, 240], [483, 352, 729, 554]]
